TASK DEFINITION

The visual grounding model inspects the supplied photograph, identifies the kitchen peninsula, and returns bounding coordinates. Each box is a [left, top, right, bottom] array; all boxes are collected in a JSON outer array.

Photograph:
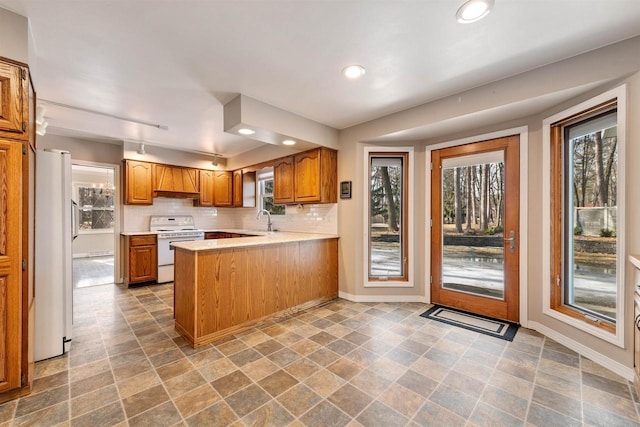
[[171, 231, 338, 347]]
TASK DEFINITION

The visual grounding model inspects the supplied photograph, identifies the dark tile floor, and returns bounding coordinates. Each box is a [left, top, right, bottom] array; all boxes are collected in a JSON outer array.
[[73, 256, 114, 288], [1, 282, 638, 426]]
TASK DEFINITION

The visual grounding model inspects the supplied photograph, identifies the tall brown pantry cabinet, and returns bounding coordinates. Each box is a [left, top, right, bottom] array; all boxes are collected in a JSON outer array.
[[0, 57, 35, 402]]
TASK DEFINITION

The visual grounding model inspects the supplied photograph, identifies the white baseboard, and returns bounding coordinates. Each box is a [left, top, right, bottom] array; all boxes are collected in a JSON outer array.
[[339, 291, 429, 304], [528, 321, 634, 381]]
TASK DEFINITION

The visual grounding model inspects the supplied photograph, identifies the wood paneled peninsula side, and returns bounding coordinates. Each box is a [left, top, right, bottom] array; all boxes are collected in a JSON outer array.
[[172, 232, 338, 347]]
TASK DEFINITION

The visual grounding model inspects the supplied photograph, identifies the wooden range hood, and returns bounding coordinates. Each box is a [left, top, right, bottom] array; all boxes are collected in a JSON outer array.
[[153, 164, 200, 198]]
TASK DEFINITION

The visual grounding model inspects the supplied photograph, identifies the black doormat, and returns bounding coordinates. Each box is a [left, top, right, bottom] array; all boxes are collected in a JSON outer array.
[[420, 305, 519, 341]]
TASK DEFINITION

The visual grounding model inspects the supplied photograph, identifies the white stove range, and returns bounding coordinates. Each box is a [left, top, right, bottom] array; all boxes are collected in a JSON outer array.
[[150, 215, 204, 283]]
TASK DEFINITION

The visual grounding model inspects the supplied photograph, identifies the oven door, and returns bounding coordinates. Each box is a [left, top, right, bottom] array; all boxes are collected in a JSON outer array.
[[156, 234, 204, 283], [157, 235, 204, 266], [157, 236, 180, 267]]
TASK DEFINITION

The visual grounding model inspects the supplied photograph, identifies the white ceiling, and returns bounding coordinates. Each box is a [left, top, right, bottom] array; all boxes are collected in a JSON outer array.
[[2, 0, 640, 157]]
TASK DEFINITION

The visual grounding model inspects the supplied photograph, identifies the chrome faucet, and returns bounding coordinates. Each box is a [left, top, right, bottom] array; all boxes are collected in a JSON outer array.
[[256, 209, 273, 232]]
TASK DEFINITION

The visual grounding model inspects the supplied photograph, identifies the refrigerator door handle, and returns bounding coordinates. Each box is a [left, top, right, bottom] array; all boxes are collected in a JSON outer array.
[[72, 200, 80, 240]]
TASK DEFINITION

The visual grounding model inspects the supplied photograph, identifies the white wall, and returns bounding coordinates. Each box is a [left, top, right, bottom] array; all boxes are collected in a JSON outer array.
[[73, 233, 114, 258], [0, 7, 28, 63], [122, 140, 227, 170], [336, 37, 640, 377], [38, 134, 123, 165]]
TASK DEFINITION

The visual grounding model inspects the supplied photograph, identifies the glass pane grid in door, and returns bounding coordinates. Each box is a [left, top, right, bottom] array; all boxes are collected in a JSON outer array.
[[441, 154, 505, 300]]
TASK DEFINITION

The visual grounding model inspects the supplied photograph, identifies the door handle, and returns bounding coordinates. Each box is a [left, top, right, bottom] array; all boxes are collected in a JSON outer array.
[[504, 230, 516, 254]]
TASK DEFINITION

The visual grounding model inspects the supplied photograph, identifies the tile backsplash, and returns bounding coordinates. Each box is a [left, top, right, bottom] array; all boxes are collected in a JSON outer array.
[[236, 203, 338, 234], [123, 198, 337, 235]]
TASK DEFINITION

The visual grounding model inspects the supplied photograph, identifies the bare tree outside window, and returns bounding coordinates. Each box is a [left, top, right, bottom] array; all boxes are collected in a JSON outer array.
[[369, 154, 407, 280]]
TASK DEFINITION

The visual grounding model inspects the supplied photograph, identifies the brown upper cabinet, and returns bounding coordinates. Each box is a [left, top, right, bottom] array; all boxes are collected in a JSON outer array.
[[0, 59, 34, 402], [213, 170, 233, 207], [0, 60, 28, 140], [122, 147, 336, 207], [196, 169, 214, 207], [124, 160, 153, 205], [232, 170, 257, 208], [154, 164, 199, 194], [233, 170, 243, 207], [273, 156, 295, 204], [274, 147, 337, 204]]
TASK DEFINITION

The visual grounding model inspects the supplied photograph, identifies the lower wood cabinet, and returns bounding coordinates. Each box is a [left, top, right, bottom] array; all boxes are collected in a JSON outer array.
[[204, 232, 230, 239], [124, 235, 157, 285], [0, 61, 35, 403], [0, 140, 26, 398], [174, 238, 338, 347]]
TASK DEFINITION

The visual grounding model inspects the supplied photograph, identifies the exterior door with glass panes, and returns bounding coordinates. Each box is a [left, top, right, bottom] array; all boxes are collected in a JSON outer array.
[[431, 136, 520, 322]]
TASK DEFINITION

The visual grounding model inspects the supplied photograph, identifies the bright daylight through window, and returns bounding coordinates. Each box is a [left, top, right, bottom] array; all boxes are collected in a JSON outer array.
[[550, 100, 619, 331], [258, 171, 285, 215], [368, 153, 408, 281], [77, 186, 115, 230], [441, 151, 506, 299]]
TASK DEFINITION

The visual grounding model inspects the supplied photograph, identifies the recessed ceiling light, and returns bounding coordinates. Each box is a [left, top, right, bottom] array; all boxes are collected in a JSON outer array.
[[238, 128, 255, 135], [342, 65, 366, 79], [456, 0, 494, 23], [282, 139, 296, 146]]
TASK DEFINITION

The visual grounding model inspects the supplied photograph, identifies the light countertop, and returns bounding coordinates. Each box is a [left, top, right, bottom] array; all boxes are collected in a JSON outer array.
[[630, 255, 640, 270], [170, 231, 338, 252], [121, 231, 158, 236], [121, 228, 278, 236], [200, 228, 268, 234]]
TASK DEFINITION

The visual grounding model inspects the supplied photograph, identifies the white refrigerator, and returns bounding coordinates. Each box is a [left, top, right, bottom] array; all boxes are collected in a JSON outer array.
[[35, 149, 77, 361]]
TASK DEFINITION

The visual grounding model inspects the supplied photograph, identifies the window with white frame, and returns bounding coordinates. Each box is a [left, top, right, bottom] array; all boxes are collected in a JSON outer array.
[[257, 170, 285, 215], [543, 86, 626, 346], [75, 185, 115, 231]]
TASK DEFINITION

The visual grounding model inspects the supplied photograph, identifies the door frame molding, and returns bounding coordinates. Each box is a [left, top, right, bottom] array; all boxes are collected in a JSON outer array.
[[70, 160, 122, 284], [425, 126, 529, 327]]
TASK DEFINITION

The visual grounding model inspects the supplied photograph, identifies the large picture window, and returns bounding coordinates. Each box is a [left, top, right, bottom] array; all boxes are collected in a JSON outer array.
[[547, 92, 625, 339], [367, 152, 409, 282]]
